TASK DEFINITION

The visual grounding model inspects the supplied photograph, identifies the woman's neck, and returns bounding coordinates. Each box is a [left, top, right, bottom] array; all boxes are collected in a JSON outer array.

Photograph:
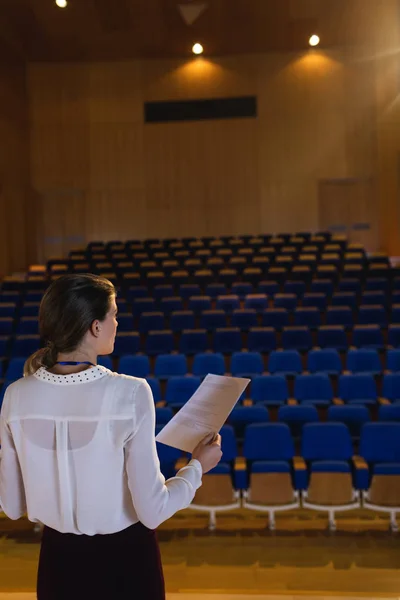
[[49, 349, 98, 375]]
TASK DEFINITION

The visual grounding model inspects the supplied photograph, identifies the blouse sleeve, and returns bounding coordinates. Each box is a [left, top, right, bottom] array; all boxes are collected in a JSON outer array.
[[0, 411, 26, 520], [124, 380, 202, 530]]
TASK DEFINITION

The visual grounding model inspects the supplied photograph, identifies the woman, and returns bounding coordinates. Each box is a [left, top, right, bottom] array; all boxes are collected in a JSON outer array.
[[0, 274, 222, 599]]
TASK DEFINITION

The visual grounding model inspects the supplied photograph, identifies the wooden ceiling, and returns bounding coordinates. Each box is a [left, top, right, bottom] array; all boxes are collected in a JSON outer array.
[[0, 0, 373, 62]]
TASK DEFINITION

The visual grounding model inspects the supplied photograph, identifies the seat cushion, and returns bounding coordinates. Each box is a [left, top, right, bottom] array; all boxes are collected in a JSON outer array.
[[311, 460, 351, 474], [252, 460, 290, 474], [373, 463, 400, 476]]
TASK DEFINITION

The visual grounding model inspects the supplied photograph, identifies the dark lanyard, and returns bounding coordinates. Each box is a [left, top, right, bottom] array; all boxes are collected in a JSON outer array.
[[55, 361, 96, 367]]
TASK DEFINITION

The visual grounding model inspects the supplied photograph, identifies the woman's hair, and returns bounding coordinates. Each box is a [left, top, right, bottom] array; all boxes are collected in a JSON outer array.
[[24, 274, 115, 376]]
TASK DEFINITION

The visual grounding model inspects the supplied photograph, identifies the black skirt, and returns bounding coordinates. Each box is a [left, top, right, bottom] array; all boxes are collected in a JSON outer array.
[[37, 522, 166, 600]]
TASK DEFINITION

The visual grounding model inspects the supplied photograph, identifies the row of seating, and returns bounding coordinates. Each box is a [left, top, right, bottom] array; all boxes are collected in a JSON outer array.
[[157, 422, 400, 531]]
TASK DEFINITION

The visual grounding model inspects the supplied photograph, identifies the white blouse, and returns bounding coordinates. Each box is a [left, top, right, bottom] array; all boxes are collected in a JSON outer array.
[[0, 366, 203, 535]]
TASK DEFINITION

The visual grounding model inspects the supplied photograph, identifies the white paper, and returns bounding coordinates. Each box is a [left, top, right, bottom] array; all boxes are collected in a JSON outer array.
[[155, 374, 250, 453]]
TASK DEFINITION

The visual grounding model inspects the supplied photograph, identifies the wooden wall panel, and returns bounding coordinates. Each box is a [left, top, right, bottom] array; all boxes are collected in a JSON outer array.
[[28, 49, 379, 260]]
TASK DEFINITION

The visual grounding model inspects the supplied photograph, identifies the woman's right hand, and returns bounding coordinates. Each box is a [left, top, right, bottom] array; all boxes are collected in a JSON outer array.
[[192, 433, 223, 474]]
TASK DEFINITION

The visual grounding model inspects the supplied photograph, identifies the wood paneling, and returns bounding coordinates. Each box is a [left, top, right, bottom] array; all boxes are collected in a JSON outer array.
[[28, 48, 379, 260]]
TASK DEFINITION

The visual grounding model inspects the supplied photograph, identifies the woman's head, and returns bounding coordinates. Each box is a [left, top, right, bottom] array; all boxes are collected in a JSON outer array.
[[24, 274, 117, 375]]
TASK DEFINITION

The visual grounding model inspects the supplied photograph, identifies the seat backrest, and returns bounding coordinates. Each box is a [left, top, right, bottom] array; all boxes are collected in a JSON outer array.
[[317, 326, 348, 350], [360, 422, 400, 462], [301, 422, 353, 461], [278, 405, 319, 424], [282, 327, 312, 350], [229, 406, 269, 426], [346, 349, 381, 373], [244, 423, 294, 461], [307, 349, 342, 373], [192, 352, 226, 376], [165, 376, 201, 405], [382, 373, 400, 401], [154, 354, 187, 377], [155, 407, 174, 425], [386, 350, 400, 373], [268, 350, 302, 373], [294, 374, 333, 401], [219, 424, 238, 461], [251, 375, 288, 403], [231, 352, 264, 375], [378, 404, 400, 422], [339, 374, 377, 401], [155, 425, 182, 463], [146, 377, 162, 403], [328, 405, 370, 426]]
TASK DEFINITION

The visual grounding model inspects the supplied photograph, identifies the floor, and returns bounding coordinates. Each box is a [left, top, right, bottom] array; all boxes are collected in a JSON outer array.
[[0, 510, 399, 598]]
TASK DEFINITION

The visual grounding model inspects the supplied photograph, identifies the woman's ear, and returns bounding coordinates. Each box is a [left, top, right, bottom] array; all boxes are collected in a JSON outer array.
[[90, 320, 101, 338]]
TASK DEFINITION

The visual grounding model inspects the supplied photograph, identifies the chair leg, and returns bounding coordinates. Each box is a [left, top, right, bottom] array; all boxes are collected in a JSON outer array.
[[390, 511, 399, 533], [209, 510, 217, 532], [268, 510, 276, 531], [328, 510, 337, 532]]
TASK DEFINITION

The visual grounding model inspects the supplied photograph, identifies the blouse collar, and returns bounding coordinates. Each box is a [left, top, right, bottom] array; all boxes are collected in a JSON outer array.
[[34, 365, 109, 385]]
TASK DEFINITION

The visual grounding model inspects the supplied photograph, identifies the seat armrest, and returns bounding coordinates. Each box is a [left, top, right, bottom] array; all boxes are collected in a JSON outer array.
[[293, 456, 307, 471], [333, 397, 344, 405], [378, 397, 391, 405], [353, 455, 368, 470]]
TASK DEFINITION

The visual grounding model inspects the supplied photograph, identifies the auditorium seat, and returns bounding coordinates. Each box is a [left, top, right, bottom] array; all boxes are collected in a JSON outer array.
[[317, 326, 348, 351], [307, 349, 342, 375], [179, 284, 202, 299], [5, 357, 26, 381], [192, 352, 226, 377], [216, 295, 240, 313], [250, 374, 288, 406], [179, 329, 209, 355], [346, 348, 382, 375], [326, 306, 353, 328], [205, 283, 228, 298], [97, 356, 113, 370], [294, 374, 333, 407], [302, 293, 327, 311], [116, 314, 135, 333], [327, 405, 370, 440], [132, 297, 156, 316], [258, 281, 280, 296], [155, 425, 182, 479], [228, 405, 269, 439], [358, 305, 387, 327], [156, 406, 173, 425], [301, 423, 360, 530], [261, 308, 289, 330], [247, 327, 277, 353], [338, 278, 361, 294], [146, 377, 162, 404], [153, 284, 175, 300], [11, 335, 40, 357], [214, 328, 242, 354], [242, 423, 300, 530], [382, 373, 400, 403], [200, 310, 227, 330], [113, 332, 140, 357], [310, 279, 334, 296], [268, 350, 302, 376], [278, 405, 319, 439], [170, 311, 195, 332], [231, 309, 258, 330], [338, 374, 377, 405], [274, 294, 297, 311], [388, 325, 400, 348], [154, 354, 188, 379], [352, 325, 384, 350], [21, 302, 40, 317], [331, 292, 357, 310], [145, 331, 174, 356], [0, 318, 13, 335], [165, 376, 201, 408], [378, 404, 400, 421], [230, 352, 264, 378], [244, 294, 269, 312], [0, 303, 17, 318], [359, 423, 400, 531], [231, 282, 253, 299], [188, 296, 212, 314], [294, 307, 321, 328], [282, 326, 312, 352], [283, 281, 306, 298], [160, 297, 184, 315], [119, 355, 150, 378]]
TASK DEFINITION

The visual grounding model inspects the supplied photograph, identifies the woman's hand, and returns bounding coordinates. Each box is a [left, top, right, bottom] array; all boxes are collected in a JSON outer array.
[[192, 433, 223, 474]]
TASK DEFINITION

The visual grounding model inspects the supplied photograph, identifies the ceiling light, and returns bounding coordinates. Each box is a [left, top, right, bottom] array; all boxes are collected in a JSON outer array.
[[192, 43, 204, 55], [309, 34, 320, 47], [55, 0, 68, 8]]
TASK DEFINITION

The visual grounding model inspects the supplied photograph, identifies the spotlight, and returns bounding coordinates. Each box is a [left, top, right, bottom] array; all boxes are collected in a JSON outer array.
[[55, 0, 68, 7], [192, 43, 204, 55], [309, 34, 320, 47]]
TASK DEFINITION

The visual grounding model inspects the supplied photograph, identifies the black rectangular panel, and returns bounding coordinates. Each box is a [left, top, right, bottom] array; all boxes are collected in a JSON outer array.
[[144, 96, 257, 124]]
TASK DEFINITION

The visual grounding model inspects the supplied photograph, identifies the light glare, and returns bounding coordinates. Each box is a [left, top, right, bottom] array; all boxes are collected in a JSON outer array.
[[309, 34, 320, 47], [56, 0, 68, 7], [192, 43, 204, 55]]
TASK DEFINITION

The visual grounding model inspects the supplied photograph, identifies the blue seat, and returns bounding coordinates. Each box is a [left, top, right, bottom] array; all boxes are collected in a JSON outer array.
[[21, 303, 40, 317], [378, 404, 400, 421], [214, 328, 242, 354], [231, 283, 253, 299], [170, 311, 195, 332], [5, 357, 26, 381], [0, 303, 17, 318], [165, 376, 201, 408], [154, 354, 188, 379], [132, 297, 156, 316], [119, 355, 150, 378], [307, 349, 342, 375], [283, 281, 306, 298], [179, 330, 208, 355], [352, 325, 384, 350], [326, 306, 353, 328], [205, 283, 228, 298], [358, 305, 387, 327], [261, 308, 289, 330], [113, 332, 140, 356], [365, 278, 390, 292], [338, 374, 377, 405], [274, 294, 297, 311], [192, 352, 226, 377], [360, 422, 400, 463], [388, 325, 400, 348], [328, 405, 370, 439], [156, 407, 174, 425], [126, 286, 148, 302], [317, 326, 348, 351], [331, 292, 357, 309], [382, 373, 400, 403], [188, 296, 212, 314], [278, 405, 319, 439], [361, 291, 386, 306], [231, 309, 258, 330], [391, 305, 400, 324], [282, 327, 312, 351], [346, 349, 382, 375], [11, 335, 40, 357], [258, 281, 280, 296], [244, 423, 295, 461], [160, 297, 184, 315], [228, 406, 269, 439], [155, 424, 182, 479], [338, 278, 362, 294], [268, 350, 302, 376], [216, 295, 240, 313], [116, 314, 135, 333], [153, 284, 175, 300], [386, 350, 400, 373], [302, 293, 327, 311], [17, 317, 39, 335], [200, 310, 227, 330], [310, 279, 334, 296], [146, 377, 162, 403], [97, 356, 113, 370], [294, 374, 333, 407], [247, 327, 276, 353], [0, 318, 13, 335], [244, 294, 269, 312], [145, 331, 174, 356], [179, 284, 202, 299], [231, 352, 264, 377], [294, 307, 321, 328], [251, 375, 288, 406]]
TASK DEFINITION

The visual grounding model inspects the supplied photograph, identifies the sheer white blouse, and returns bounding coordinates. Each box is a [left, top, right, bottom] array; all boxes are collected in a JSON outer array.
[[0, 366, 202, 535]]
